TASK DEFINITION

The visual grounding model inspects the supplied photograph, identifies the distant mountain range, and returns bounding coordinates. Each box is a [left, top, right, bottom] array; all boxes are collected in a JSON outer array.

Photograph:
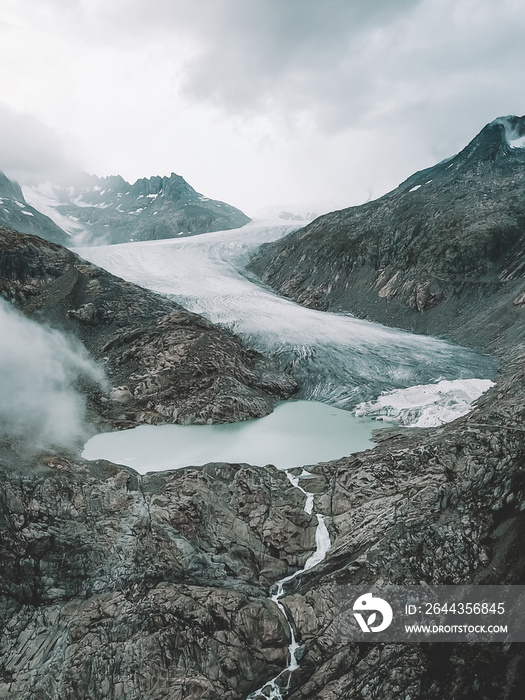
[[0, 170, 250, 245]]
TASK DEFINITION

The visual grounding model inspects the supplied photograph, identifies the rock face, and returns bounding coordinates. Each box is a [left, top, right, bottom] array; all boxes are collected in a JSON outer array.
[[0, 455, 318, 699], [0, 225, 297, 428], [0, 172, 69, 246], [248, 115, 525, 349], [236, 115, 525, 697], [22, 172, 251, 245]]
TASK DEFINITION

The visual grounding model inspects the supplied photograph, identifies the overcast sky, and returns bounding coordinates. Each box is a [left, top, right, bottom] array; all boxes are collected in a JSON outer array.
[[1, 0, 524, 215]]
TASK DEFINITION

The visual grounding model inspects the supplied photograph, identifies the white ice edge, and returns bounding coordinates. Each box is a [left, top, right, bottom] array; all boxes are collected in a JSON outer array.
[[355, 378, 495, 427]]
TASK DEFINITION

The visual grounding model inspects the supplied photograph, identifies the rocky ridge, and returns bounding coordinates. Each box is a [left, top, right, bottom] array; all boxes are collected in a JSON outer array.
[[0, 225, 297, 429], [0, 172, 69, 246], [248, 115, 525, 350]]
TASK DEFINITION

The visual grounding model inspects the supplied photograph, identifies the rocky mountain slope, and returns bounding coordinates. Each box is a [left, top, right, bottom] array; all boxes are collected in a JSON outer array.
[[248, 115, 525, 350], [0, 172, 70, 246], [273, 349, 525, 699], [0, 454, 318, 699], [0, 225, 296, 430], [22, 171, 251, 245], [1, 345, 524, 698]]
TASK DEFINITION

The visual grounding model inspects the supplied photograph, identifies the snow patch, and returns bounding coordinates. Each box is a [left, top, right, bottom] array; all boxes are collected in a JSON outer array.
[[355, 378, 494, 427], [510, 135, 525, 148], [73, 196, 110, 209], [22, 184, 86, 238], [409, 184, 421, 192]]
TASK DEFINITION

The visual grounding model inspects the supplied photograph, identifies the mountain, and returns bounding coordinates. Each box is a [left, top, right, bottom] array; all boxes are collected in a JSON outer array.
[[248, 115, 525, 349], [0, 171, 70, 245], [22, 171, 251, 244], [2, 121, 525, 698], [0, 224, 296, 429], [2, 216, 525, 697]]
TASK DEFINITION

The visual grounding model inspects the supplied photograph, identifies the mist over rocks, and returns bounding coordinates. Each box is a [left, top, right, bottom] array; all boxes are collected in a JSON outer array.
[[0, 297, 104, 451]]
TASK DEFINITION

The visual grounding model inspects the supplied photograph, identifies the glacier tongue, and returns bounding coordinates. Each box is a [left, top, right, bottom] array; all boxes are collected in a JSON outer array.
[[355, 378, 495, 427]]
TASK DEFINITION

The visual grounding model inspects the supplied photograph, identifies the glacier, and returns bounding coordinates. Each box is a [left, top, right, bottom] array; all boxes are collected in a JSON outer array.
[[74, 221, 496, 415]]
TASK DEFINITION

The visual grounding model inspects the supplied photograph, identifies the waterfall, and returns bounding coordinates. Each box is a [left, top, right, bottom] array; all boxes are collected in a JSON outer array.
[[246, 471, 331, 700]]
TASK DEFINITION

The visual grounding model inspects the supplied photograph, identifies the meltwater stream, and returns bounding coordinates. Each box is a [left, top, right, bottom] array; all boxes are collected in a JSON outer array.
[[246, 506, 331, 700], [75, 221, 496, 408]]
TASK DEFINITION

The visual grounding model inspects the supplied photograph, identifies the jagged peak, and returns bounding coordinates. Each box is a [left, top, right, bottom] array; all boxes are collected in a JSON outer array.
[[394, 115, 525, 196]]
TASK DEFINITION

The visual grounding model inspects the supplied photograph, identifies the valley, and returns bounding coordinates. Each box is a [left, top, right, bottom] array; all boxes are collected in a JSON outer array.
[[0, 116, 524, 699]]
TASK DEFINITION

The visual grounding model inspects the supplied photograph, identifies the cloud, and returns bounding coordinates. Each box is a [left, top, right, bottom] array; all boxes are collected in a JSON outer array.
[[79, 0, 525, 133], [1, 0, 524, 210], [58, 1, 525, 171], [0, 299, 105, 452], [84, 0, 422, 119], [0, 103, 81, 185]]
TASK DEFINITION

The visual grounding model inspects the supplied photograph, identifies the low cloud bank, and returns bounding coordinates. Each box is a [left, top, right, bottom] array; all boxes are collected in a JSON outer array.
[[0, 102, 81, 186], [0, 299, 105, 451]]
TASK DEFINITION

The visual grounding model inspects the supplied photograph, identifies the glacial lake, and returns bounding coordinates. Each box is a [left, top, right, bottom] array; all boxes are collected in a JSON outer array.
[[82, 400, 387, 473]]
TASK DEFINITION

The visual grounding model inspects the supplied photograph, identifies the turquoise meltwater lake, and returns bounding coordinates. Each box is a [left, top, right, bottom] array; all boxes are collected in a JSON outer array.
[[82, 400, 386, 474]]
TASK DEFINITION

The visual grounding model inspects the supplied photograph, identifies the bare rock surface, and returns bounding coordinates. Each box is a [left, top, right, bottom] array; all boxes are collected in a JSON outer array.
[[0, 455, 317, 699], [271, 348, 525, 699]]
